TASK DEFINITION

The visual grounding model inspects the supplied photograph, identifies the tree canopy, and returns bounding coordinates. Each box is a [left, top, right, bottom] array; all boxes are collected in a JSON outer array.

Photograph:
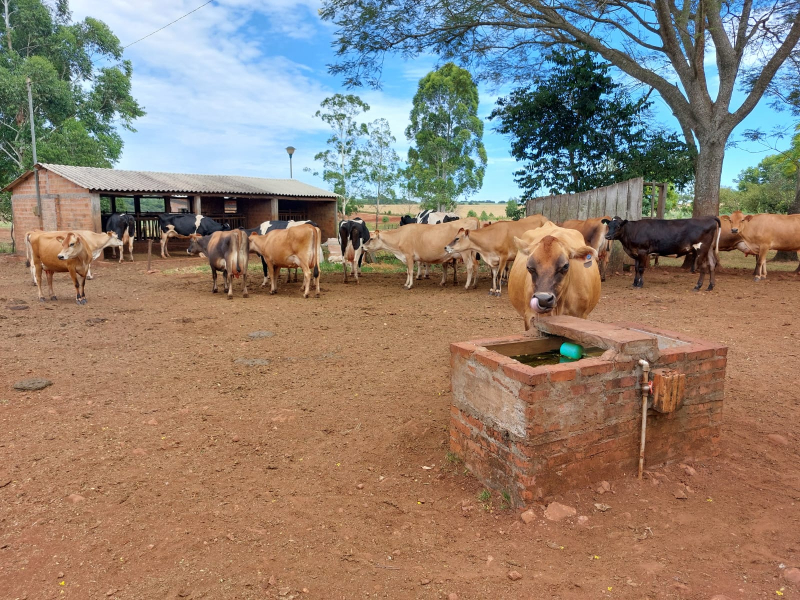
[[321, 0, 800, 216], [363, 117, 400, 228], [0, 0, 144, 219], [490, 49, 694, 198], [405, 63, 486, 211]]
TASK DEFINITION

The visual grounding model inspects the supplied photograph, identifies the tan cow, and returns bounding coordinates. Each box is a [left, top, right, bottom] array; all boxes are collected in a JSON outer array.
[[508, 222, 601, 330], [187, 229, 250, 299], [443, 214, 550, 296], [25, 229, 120, 283], [726, 211, 800, 280], [248, 223, 321, 298], [25, 230, 123, 304], [364, 217, 481, 289], [560, 216, 612, 281]]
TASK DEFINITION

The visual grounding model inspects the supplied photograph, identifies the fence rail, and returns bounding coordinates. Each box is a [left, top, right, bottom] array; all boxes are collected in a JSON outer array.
[[526, 178, 643, 222], [122, 213, 247, 240]]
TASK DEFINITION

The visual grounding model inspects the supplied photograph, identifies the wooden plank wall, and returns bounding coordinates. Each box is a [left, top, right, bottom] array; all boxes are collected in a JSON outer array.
[[525, 178, 643, 222]]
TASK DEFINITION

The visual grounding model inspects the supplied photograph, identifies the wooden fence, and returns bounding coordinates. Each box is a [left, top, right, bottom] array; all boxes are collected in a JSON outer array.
[[525, 178, 643, 222], [124, 213, 247, 240]]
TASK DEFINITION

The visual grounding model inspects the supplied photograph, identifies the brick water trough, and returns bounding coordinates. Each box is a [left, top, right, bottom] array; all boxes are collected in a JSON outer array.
[[449, 317, 726, 505]]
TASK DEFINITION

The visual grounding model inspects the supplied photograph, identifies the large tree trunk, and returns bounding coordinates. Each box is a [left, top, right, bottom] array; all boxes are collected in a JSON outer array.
[[772, 168, 800, 262], [692, 137, 726, 217]]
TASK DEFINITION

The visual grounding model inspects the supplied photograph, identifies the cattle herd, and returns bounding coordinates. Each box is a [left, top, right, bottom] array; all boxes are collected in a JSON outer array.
[[22, 208, 800, 330]]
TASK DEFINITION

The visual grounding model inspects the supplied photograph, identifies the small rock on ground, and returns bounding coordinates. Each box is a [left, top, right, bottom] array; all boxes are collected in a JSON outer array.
[[544, 502, 576, 521], [448, 594, 459, 600], [674, 489, 688, 499], [248, 331, 274, 339], [520, 509, 536, 524], [508, 570, 522, 581], [679, 463, 697, 476], [234, 358, 270, 367], [13, 378, 53, 391], [768, 434, 789, 446], [596, 480, 611, 494], [784, 567, 800, 585]]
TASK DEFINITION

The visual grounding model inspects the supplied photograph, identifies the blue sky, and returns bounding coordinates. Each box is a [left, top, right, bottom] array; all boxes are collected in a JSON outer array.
[[70, 0, 791, 202]]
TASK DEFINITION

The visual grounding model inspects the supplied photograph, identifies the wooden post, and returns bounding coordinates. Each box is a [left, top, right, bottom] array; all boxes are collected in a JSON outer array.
[[164, 196, 170, 212], [147, 239, 152, 271], [133, 195, 142, 240], [110, 196, 117, 213], [657, 184, 667, 219], [270, 197, 279, 220], [193, 195, 202, 215]]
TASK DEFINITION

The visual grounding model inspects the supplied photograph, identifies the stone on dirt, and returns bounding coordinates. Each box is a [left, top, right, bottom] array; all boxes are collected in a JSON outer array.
[[248, 331, 274, 339], [768, 434, 790, 447], [67, 494, 85, 503], [520, 509, 536, 524], [508, 570, 522, 581], [596, 480, 611, 494], [784, 567, 800, 585], [675, 489, 688, 499], [544, 502, 576, 521], [234, 358, 270, 367], [679, 463, 697, 476], [12, 378, 53, 391], [448, 594, 459, 600]]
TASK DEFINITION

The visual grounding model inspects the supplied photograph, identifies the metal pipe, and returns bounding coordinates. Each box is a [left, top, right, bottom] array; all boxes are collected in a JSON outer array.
[[637, 359, 651, 479], [26, 77, 42, 227]]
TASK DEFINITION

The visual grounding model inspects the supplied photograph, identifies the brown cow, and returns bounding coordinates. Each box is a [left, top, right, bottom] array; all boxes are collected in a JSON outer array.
[[248, 223, 321, 298], [725, 211, 800, 280], [25, 230, 122, 304], [443, 214, 549, 296], [560, 216, 612, 281], [187, 229, 250, 299], [364, 218, 481, 289], [508, 222, 601, 330]]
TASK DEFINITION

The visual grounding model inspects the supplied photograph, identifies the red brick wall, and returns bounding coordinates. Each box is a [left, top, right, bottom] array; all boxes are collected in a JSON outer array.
[[306, 201, 337, 240], [11, 170, 101, 251], [242, 199, 275, 229], [450, 319, 725, 506]]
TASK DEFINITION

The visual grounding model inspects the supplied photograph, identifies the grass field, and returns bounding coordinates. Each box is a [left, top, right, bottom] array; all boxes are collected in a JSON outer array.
[[361, 203, 510, 219]]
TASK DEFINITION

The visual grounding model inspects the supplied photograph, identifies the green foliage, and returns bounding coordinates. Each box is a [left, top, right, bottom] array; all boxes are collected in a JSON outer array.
[[405, 63, 486, 211], [0, 0, 144, 191], [479, 210, 488, 221], [309, 94, 370, 216], [477, 489, 491, 502], [723, 153, 795, 214], [466, 209, 477, 217], [490, 49, 694, 198], [364, 117, 400, 228], [505, 197, 524, 220]]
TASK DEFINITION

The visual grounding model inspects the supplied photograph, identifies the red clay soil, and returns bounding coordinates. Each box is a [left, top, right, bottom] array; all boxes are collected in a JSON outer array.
[[1, 253, 799, 600]]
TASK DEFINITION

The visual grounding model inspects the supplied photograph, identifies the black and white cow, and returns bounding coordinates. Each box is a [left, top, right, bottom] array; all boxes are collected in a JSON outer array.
[[242, 220, 320, 286], [399, 210, 460, 225], [339, 217, 371, 283], [158, 213, 230, 258], [103, 213, 136, 263]]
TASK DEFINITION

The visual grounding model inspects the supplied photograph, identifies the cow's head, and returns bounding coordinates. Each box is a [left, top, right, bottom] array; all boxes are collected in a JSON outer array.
[[444, 228, 470, 254], [57, 233, 82, 260], [601, 216, 627, 240], [514, 235, 596, 314], [726, 210, 749, 234], [399, 215, 415, 226], [187, 234, 205, 257], [363, 230, 383, 252]]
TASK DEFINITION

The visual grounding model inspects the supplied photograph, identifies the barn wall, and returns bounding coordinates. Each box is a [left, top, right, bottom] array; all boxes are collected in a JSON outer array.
[[306, 201, 337, 240], [243, 198, 275, 229], [201, 196, 224, 214], [11, 170, 99, 252]]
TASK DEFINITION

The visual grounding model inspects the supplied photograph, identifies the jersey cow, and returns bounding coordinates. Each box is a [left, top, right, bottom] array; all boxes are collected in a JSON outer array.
[[187, 229, 250, 299], [25, 230, 123, 304], [103, 213, 136, 263], [244, 220, 321, 286], [602, 216, 721, 291], [365, 218, 480, 289], [508, 223, 601, 330], [158, 213, 230, 258], [560, 216, 612, 281], [724, 211, 800, 280], [249, 223, 321, 298], [25, 229, 120, 284], [339, 218, 371, 283], [444, 214, 549, 296]]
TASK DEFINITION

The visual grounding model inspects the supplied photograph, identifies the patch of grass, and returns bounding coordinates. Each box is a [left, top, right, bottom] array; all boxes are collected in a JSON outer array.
[[477, 489, 491, 503], [0, 241, 13, 254], [654, 249, 798, 273], [445, 451, 462, 465], [500, 490, 512, 510]]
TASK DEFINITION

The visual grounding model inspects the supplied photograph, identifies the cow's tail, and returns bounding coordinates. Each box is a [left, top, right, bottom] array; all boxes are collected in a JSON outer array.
[[24, 232, 32, 268], [233, 229, 248, 275], [312, 226, 320, 279], [714, 217, 721, 255]]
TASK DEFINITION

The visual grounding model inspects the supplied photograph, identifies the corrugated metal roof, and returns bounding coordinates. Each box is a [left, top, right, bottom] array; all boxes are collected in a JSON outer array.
[[4, 164, 339, 198]]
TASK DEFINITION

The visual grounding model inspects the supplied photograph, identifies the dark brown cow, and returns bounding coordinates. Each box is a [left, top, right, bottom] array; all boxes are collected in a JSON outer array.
[[187, 229, 250, 299], [560, 216, 611, 281]]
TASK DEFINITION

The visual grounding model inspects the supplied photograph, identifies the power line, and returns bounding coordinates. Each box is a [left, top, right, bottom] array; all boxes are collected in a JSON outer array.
[[123, 0, 215, 49]]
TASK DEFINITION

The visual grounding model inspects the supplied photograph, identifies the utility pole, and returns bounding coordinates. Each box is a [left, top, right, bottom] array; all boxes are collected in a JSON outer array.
[[26, 77, 42, 227]]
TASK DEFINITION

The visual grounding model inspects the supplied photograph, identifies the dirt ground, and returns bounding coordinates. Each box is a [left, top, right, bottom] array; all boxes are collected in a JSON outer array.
[[1, 250, 799, 600]]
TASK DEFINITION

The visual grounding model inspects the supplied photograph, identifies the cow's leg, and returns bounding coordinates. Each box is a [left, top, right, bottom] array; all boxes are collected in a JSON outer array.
[[226, 269, 234, 300], [439, 261, 448, 286], [45, 270, 57, 301], [270, 264, 280, 294], [160, 231, 170, 258], [404, 257, 414, 289], [415, 261, 423, 280], [693, 261, 707, 291], [489, 265, 499, 296], [633, 253, 646, 287], [755, 251, 769, 281], [496, 258, 509, 297], [68, 266, 82, 305], [211, 268, 219, 293], [353, 249, 362, 284], [451, 258, 458, 285], [128, 237, 135, 262], [34, 262, 45, 301], [424, 263, 430, 279], [342, 260, 348, 283], [301, 264, 311, 298], [260, 256, 269, 287], [78, 272, 87, 304]]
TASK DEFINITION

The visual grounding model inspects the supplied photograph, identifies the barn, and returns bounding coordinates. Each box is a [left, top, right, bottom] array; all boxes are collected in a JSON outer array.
[[4, 163, 340, 251]]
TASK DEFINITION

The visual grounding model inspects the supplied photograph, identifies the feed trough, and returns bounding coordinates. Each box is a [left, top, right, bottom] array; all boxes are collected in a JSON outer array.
[[449, 316, 726, 505]]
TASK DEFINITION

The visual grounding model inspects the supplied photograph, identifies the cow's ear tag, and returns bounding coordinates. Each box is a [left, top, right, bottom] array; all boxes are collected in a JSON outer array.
[[584, 254, 593, 268]]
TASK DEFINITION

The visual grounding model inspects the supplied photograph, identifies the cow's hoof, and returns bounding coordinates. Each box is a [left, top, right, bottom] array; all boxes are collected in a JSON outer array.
[[227, 296, 233, 300], [753, 276, 761, 282], [212, 289, 218, 293], [39, 297, 46, 302], [706, 285, 714, 291], [242, 293, 249, 298], [50, 295, 57, 301], [600, 277, 606, 283], [86, 275, 94, 280], [75, 299, 82, 305], [269, 290, 276, 295], [692, 286, 700, 292]]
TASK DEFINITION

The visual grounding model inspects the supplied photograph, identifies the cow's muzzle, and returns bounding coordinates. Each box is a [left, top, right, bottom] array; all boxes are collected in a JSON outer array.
[[57, 254, 67, 261], [730, 228, 739, 233], [531, 292, 556, 313]]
